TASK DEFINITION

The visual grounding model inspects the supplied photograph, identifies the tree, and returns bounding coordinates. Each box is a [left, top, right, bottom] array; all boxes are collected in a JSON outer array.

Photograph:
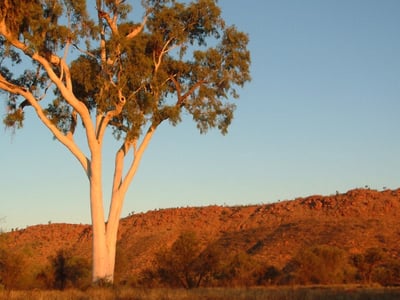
[[288, 245, 351, 285], [0, 0, 250, 284], [51, 249, 90, 290], [155, 232, 221, 288], [0, 241, 26, 290], [351, 247, 385, 284], [256, 265, 281, 286], [35, 249, 90, 290], [215, 250, 258, 287], [372, 258, 400, 286]]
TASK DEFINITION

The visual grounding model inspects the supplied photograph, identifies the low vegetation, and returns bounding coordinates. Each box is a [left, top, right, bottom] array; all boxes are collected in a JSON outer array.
[[1, 188, 400, 297], [1, 286, 400, 300], [2, 231, 399, 290]]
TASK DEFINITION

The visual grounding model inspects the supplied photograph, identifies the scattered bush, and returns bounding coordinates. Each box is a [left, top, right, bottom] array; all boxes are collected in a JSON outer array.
[[214, 250, 258, 287], [154, 232, 222, 289], [372, 258, 400, 286], [0, 247, 26, 290], [256, 265, 282, 285], [351, 247, 385, 284], [37, 249, 90, 290], [1, 227, 400, 290], [285, 245, 353, 285]]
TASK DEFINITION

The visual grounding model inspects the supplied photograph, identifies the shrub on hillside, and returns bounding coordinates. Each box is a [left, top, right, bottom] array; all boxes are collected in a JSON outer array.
[[0, 246, 26, 290], [214, 250, 259, 287], [154, 232, 222, 289], [148, 233, 281, 288], [284, 244, 353, 285], [37, 249, 90, 290], [351, 247, 385, 284], [372, 258, 400, 286], [256, 265, 282, 285]]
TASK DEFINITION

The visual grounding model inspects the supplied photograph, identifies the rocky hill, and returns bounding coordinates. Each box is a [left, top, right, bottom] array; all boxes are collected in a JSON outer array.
[[3, 188, 400, 283]]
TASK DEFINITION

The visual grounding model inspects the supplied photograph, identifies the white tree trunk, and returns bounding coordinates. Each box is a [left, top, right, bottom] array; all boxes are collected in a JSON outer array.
[[89, 149, 113, 283], [104, 192, 123, 283], [88, 127, 155, 284]]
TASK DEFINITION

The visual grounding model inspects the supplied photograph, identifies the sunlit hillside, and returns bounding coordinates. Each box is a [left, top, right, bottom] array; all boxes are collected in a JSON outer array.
[[2, 188, 400, 288]]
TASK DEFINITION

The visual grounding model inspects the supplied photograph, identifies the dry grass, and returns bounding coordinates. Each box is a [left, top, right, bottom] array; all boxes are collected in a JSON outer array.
[[1, 286, 400, 300]]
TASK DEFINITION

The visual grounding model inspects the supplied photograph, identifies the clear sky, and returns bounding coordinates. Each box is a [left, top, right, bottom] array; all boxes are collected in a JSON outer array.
[[1, 0, 400, 230]]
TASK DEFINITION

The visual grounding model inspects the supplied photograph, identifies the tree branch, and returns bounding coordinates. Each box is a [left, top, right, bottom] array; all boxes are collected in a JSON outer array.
[[96, 0, 108, 66], [111, 140, 130, 195], [97, 9, 119, 35], [0, 22, 96, 147], [169, 75, 205, 107], [32, 53, 98, 147], [154, 38, 177, 73], [126, 14, 148, 39], [106, 124, 156, 240], [0, 75, 89, 175], [119, 124, 157, 196], [95, 90, 126, 143]]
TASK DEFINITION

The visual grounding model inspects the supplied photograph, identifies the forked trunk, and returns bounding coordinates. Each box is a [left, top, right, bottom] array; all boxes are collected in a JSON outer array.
[[89, 152, 115, 283], [90, 162, 125, 283], [89, 128, 155, 284], [90, 189, 123, 284]]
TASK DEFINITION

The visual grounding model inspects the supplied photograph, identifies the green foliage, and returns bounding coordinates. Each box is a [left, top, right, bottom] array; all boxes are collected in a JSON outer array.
[[3, 107, 24, 129], [1, 0, 94, 54], [1, 0, 251, 138]]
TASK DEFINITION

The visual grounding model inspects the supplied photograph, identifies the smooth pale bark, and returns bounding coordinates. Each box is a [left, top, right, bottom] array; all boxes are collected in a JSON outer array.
[[89, 145, 110, 282], [89, 127, 156, 283]]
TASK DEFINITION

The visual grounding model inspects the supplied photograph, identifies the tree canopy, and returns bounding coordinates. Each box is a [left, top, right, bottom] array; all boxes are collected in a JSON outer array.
[[1, 0, 250, 140]]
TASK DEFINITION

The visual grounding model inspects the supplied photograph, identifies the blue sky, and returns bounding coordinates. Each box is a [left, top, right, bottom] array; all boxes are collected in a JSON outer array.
[[1, 0, 400, 230]]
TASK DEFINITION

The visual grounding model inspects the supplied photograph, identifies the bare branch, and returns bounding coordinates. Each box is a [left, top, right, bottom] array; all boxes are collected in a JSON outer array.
[[72, 43, 97, 59], [119, 124, 157, 196], [96, 0, 107, 65], [154, 38, 175, 73], [126, 14, 148, 39], [98, 9, 119, 35], [106, 124, 156, 239], [111, 140, 131, 194], [169, 75, 205, 107]]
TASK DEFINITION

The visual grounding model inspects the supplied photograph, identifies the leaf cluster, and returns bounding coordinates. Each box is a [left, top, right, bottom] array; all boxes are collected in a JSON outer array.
[[1, 0, 95, 54], [1, 0, 251, 141]]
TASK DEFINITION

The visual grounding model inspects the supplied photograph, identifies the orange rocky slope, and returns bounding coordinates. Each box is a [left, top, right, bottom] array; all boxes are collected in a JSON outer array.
[[4, 188, 400, 280]]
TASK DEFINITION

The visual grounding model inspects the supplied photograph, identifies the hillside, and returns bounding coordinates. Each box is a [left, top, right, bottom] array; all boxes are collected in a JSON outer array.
[[3, 188, 400, 284]]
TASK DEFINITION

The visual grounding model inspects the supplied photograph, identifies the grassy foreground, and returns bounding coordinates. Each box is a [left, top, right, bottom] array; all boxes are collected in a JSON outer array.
[[1, 286, 400, 300]]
